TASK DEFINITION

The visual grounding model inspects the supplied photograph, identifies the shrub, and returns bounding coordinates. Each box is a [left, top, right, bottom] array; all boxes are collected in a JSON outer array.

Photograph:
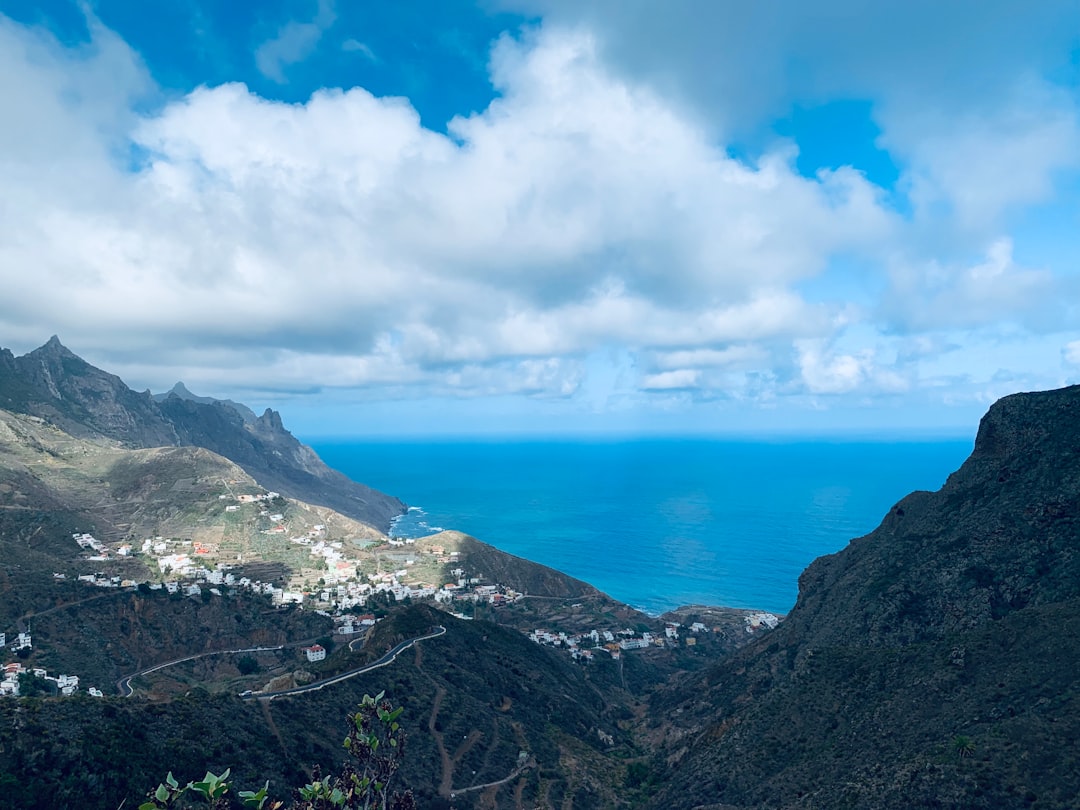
[[138, 692, 415, 810]]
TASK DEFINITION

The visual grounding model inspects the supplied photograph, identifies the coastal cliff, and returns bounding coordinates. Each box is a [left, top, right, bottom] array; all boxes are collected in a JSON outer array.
[[647, 385, 1080, 809]]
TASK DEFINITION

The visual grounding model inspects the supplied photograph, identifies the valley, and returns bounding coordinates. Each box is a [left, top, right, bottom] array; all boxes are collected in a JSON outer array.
[[1, 339, 1079, 809]]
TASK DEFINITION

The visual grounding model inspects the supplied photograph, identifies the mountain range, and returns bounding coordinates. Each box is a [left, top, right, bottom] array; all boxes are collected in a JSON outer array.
[[0, 337, 403, 531], [1, 338, 1078, 809]]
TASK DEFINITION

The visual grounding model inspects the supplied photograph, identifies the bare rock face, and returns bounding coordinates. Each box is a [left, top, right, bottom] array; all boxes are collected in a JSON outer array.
[[0, 338, 404, 531], [9, 336, 178, 447]]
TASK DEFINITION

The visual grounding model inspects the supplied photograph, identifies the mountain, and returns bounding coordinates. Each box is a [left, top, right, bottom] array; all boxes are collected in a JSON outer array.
[[0, 338, 403, 531], [645, 385, 1080, 809], [5, 340, 1080, 809], [153, 381, 257, 424]]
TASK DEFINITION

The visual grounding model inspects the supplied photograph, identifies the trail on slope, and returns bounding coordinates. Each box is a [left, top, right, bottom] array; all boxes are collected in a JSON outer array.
[[413, 644, 454, 797], [260, 698, 289, 759]]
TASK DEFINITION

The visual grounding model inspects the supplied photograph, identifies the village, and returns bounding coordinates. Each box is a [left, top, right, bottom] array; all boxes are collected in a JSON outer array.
[[1, 489, 784, 696], [0, 491, 534, 697], [528, 610, 781, 661], [0, 631, 103, 698]]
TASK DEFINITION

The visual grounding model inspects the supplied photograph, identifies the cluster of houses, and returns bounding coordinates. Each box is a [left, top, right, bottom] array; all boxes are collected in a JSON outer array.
[[0, 631, 32, 652], [745, 612, 781, 632], [529, 626, 672, 660], [529, 615, 782, 662], [1, 662, 100, 698], [1, 631, 104, 698]]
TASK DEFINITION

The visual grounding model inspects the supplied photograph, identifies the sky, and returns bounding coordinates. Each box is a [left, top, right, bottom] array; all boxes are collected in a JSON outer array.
[[1, 1, 1079, 438]]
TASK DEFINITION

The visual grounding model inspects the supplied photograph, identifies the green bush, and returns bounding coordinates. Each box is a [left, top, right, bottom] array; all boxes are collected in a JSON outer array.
[[138, 692, 415, 810]]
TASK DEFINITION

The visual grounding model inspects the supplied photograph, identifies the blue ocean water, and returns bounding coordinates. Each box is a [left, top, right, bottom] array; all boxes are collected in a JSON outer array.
[[310, 439, 973, 615]]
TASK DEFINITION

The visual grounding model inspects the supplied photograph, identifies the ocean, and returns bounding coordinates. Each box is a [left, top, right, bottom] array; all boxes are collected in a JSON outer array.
[[310, 438, 973, 616]]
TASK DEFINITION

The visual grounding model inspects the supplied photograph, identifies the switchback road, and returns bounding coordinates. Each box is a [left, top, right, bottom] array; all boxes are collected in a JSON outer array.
[[116, 637, 322, 697], [246, 626, 446, 702]]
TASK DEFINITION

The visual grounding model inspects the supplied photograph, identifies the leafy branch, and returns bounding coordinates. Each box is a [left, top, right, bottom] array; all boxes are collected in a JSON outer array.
[[138, 693, 414, 810]]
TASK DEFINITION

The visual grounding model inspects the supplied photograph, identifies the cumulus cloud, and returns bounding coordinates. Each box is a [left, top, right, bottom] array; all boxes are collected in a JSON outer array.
[[0, 7, 1077, 422], [0, 20, 901, 399]]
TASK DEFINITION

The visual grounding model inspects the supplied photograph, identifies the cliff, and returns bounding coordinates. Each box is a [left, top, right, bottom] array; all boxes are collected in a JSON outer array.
[[647, 385, 1080, 809]]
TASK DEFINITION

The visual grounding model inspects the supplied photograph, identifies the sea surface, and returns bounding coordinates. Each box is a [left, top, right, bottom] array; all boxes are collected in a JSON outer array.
[[311, 438, 973, 615]]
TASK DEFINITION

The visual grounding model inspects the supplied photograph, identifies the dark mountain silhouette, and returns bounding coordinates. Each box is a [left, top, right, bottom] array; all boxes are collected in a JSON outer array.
[[647, 385, 1080, 809], [0, 337, 403, 530]]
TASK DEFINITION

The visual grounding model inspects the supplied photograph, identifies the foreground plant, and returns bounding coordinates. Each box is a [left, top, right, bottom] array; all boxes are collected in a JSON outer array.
[[139, 692, 414, 810]]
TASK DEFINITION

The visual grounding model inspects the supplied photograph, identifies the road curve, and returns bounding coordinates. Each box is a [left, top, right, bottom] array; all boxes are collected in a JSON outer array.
[[247, 626, 447, 702], [116, 639, 317, 697]]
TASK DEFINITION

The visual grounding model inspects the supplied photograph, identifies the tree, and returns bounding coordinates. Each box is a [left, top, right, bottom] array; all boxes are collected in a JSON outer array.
[[17, 672, 47, 697], [237, 656, 259, 676]]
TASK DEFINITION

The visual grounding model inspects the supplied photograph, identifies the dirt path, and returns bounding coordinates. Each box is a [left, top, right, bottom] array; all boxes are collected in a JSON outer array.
[[415, 642, 454, 798], [512, 775, 526, 810], [260, 698, 289, 759]]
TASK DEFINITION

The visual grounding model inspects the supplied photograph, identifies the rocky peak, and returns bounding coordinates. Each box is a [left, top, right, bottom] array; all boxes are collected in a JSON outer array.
[[257, 408, 285, 433], [168, 381, 195, 398], [38, 334, 75, 355], [7, 338, 176, 445]]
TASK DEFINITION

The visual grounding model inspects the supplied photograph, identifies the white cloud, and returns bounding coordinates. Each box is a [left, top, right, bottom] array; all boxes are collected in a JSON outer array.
[[642, 369, 700, 390], [0, 9, 1077, 426], [255, 0, 337, 83], [796, 340, 867, 394], [341, 39, 377, 62], [882, 239, 1058, 333], [879, 79, 1080, 231]]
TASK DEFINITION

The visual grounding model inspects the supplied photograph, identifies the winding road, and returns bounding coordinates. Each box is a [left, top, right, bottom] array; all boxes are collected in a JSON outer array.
[[247, 626, 446, 701], [116, 638, 321, 697]]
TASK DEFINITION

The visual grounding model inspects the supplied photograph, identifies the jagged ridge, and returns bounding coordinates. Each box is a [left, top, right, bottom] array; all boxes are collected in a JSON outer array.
[[0, 338, 403, 531]]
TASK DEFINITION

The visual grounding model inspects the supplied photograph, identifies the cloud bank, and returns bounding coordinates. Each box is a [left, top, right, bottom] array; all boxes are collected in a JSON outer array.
[[0, 4, 1078, 432]]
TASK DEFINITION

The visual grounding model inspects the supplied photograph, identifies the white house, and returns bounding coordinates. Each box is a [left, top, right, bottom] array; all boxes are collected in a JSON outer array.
[[303, 644, 326, 662], [745, 612, 781, 632], [13, 632, 31, 651]]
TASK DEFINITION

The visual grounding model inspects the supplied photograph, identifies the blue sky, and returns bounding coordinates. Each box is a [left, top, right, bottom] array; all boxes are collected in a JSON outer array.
[[1, 1, 1079, 437]]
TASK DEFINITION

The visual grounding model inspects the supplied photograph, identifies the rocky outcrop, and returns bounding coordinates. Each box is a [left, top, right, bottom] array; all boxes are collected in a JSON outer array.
[[6, 337, 178, 446], [0, 338, 404, 531], [153, 381, 257, 423]]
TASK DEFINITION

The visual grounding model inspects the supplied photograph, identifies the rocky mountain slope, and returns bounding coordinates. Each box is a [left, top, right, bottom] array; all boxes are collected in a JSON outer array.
[[645, 385, 1080, 809], [0, 338, 403, 531], [5, 338, 1079, 809]]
